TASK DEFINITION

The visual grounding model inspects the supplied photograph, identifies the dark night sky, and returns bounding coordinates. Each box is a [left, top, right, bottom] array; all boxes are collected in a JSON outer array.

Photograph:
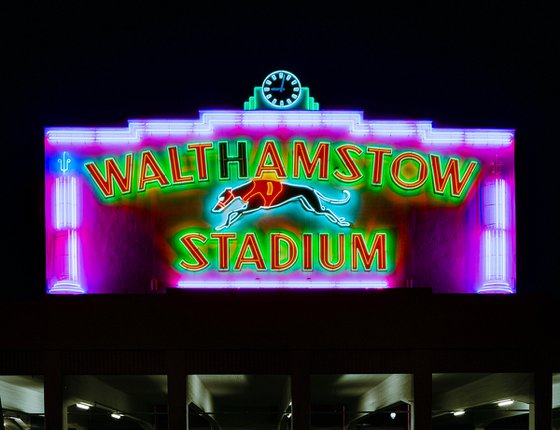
[[5, 2, 558, 297]]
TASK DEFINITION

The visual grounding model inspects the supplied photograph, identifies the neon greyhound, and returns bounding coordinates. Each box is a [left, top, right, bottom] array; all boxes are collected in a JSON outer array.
[[212, 178, 351, 230]]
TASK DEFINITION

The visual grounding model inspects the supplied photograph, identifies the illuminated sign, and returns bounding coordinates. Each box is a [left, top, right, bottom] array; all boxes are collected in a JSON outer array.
[[45, 71, 515, 294]]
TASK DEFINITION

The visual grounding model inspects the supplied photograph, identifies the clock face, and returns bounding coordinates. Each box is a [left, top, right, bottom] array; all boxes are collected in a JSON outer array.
[[261, 70, 302, 109]]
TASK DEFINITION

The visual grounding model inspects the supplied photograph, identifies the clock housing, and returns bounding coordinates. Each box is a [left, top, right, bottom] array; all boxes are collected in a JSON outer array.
[[261, 70, 302, 109]]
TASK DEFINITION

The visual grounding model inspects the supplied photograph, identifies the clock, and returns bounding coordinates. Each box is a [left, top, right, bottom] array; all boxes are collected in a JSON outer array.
[[261, 70, 302, 109]]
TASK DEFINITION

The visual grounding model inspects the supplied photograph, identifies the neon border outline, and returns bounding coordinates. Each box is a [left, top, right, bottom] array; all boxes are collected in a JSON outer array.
[[45, 111, 515, 293]]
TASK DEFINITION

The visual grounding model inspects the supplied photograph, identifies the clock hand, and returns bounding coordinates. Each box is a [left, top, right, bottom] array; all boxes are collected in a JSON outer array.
[[279, 75, 286, 92]]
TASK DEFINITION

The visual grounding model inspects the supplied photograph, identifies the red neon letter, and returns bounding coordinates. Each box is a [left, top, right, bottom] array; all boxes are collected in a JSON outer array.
[[179, 233, 209, 271], [303, 233, 313, 271], [293, 140, 329, 179], [187, 142, 213, 181], [254, 140, 287, 178], [210, 233, 236, 271], [138, 150, 170, 191], [168, 146, 194, 184], [334, 144, 363, 182], [390, 151, 428, 190], [85, 153, 133, 198], [352, 233, 387, 271], [367, 147, 392, 186], [430, 155, 479, 198], [234, 233, 266, 270], [271, 233, 298, 271], [319, 234, 345, 271]]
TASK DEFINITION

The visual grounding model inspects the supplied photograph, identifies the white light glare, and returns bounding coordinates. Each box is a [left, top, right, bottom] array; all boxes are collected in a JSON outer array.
[[111, 412, 123, 419], [453, 410, 465, 416], [390, 412, 397, 419], [497, 399, 514, 407], [76, 402, 92, 410], [7, 417, 27, 427]]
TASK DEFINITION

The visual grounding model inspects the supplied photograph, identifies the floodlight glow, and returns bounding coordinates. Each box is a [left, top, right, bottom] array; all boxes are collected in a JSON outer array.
[[76, 402, 92, 410], [497, 399, 514, 407], [111, 412, 123, 419], [390, 412, 397, 419], [453, 410, 465, 416]]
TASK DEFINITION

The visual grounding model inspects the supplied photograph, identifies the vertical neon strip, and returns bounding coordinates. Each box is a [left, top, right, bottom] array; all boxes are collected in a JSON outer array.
[[497, 179, 505, 228], [55, 176, 77, 229], [49, 153, 84, 294], [479, 178, 512, 294], [69, 230, 78, 280]]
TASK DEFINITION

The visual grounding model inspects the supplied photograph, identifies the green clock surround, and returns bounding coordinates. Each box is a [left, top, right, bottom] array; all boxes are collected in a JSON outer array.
[[261, 70, 302, 109]]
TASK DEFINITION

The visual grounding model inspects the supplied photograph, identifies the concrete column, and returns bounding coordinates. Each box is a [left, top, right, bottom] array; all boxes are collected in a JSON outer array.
[[1, 395, 5, 430], [534, 370, 552, 430], [412, 352, 431, 430], [167, 350, 187, 430], [44, 351, 65, 430], [291, 351, 310, 430]]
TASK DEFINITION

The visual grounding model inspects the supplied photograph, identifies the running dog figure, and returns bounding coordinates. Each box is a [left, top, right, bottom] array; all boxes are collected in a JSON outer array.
[[212, 178, 351, 230]]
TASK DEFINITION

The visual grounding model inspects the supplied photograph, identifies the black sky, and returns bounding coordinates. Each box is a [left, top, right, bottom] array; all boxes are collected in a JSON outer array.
[[5, 2, 558, 297]]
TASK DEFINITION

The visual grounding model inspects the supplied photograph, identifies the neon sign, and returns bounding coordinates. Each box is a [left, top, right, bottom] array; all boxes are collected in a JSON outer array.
[[45, 73, 515, 294], [82, 140, 480, 202]]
